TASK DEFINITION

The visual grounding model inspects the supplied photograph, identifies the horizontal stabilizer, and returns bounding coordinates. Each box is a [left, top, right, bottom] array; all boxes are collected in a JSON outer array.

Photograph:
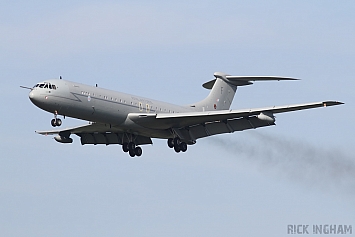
[[203, 72, 299, 89]]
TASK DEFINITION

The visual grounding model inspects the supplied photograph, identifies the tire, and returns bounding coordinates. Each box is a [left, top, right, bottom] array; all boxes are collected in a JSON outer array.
[[180, 142, 187, 152], [51, 119, 56, 127], [129, 149, 136, 157], [56, 118, 62, 126], [128, 142, 135, 151], [167, 138, 174, 148], [173, 137, 181, 146], [122, 142, 129, 152], [174, 144, 181, 153], [135, 147, 142, 157]]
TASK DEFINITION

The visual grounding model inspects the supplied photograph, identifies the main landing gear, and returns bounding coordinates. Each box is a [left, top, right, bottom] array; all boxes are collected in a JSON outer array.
[[51, 111, 62, 127], [122, 142, 142, 157], [167, 137, 187, 153]]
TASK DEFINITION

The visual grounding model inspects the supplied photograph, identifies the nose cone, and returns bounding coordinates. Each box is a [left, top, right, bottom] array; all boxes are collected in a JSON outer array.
[[29, 90, 35, 102], [29, 90, 34, 99], [29, 90, 41, 106]]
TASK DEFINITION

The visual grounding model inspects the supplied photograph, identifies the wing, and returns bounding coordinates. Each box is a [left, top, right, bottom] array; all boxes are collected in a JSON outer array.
[[36, 123, 152, 145], [128, 101, 343, 142]]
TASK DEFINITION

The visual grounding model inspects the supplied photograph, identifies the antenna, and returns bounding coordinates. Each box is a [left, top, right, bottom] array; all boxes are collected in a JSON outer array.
[[20, 86, 33, 90]]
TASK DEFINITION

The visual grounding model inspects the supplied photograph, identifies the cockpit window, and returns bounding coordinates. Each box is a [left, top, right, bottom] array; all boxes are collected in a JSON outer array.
[[36, 82, 57, 90]]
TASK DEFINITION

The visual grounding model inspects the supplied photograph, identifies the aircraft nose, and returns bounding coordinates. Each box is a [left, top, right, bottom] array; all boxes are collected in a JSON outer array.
[[29, 91, 34, 99], [29, 90, 40, 105]]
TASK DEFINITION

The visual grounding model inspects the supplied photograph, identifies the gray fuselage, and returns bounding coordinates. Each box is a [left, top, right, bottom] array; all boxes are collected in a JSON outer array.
[[29, 79, 198, 138]]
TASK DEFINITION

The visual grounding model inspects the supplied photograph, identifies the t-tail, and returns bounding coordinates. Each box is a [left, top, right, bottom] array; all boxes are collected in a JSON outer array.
[[190, 72, 299, 112]]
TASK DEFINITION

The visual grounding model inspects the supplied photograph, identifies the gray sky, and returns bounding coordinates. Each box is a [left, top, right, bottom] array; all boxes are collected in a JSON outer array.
[[1, 1, 354, 236]]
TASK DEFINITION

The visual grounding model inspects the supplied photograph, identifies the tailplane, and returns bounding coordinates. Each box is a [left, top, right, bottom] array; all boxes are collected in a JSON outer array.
[[190, 72, 299, 112]]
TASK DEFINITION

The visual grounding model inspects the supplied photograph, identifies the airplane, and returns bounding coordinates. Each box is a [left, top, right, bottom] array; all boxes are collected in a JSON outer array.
[[23, 72, 343, 157]]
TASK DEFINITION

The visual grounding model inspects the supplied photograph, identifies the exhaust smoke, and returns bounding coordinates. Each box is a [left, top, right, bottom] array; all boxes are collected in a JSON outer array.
[[210, 131, 355, 194]]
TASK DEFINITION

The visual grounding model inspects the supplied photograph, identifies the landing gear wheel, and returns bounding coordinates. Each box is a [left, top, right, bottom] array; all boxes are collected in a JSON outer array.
[[180, 142, 187, 152], [173, 137, 181, 146], [51, 118, 62, 127], [128, 142, 135, 151], [135, 146, 142, 157], [56, 118, 62, 127], [122, 142, 129, 152], [167, 138, 174, 148], [129, 149, 136, 157], [174, 144, 181, 153]]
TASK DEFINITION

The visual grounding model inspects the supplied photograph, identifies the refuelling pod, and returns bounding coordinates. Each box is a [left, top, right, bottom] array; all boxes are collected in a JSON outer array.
[[257, 112, 275, 124], [54, 135, 73, 143]]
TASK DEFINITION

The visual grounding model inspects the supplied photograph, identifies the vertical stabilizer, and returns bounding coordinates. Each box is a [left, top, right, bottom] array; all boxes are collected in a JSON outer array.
[[190, 72, 299, 112], [192, 72, 238, 111]]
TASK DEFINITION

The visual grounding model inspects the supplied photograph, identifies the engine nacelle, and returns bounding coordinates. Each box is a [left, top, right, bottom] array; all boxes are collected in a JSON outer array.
[[257, 112, 275, 123], [54, 135, 73, 143]]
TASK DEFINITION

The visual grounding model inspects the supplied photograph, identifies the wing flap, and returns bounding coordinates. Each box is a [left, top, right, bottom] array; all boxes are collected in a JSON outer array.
[[78, 133, 152, 145], [179, 116, 274, 141]]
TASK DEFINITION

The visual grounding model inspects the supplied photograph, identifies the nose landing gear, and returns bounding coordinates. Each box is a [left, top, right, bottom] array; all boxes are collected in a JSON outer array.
[[51, 111, 62, 127], [51, 118, 62, 127]]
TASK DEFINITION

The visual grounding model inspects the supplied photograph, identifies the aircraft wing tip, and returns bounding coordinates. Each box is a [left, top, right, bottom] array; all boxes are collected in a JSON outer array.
[[323, 101, 344, 107]]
